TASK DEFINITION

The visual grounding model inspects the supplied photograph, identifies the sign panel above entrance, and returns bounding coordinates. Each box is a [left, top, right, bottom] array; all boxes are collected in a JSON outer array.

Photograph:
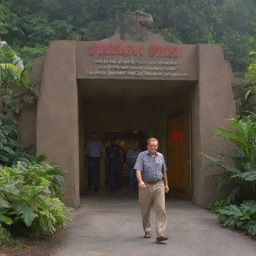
[[76, 34, 198, 81]]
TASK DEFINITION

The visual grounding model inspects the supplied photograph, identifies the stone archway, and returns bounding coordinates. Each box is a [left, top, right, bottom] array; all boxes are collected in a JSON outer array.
[[35, 34, 235, 208]]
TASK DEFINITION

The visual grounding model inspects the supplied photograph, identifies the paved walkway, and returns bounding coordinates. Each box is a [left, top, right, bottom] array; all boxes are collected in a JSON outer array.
[[57, 192, 256, 256]]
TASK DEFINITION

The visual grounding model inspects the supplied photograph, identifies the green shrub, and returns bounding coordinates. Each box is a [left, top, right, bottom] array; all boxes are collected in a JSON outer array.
[[235, 52, 256, 114], [202, 113, 256, 203], [209, 199, 231, 213], [0, 43, 71, 243], [215, 200, 256, 239], [0, 42, 36, 167], [0, 223, 12, 244], [0, 161, 71, 241], [0, 114, 35, 166]]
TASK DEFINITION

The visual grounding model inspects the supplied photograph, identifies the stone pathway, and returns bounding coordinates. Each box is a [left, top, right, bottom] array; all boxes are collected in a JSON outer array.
[[57, 193, 256, 256]]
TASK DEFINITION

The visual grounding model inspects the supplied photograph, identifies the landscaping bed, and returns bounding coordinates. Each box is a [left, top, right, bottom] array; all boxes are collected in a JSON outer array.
[[0, 229, 65, 256]]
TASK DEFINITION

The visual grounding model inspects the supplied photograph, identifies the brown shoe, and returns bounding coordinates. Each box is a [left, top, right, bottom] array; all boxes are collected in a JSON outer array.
[[157, 236, 168, 242], [144, 232, 151, 238]]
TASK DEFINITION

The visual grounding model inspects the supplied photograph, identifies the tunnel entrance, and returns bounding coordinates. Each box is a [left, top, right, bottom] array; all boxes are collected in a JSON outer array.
[[35, 39, 236, 207], [78, 79, 195, 198]]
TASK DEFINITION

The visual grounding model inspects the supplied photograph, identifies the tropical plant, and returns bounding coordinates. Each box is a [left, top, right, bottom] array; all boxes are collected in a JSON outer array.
[[0, 114, 35, 166], [0, 42, 35, 166], [0, 41, 34, 114], [0, 39, 70, 245], [202, 113, 256, 204], [0, 224, 12, 245], [214, 200, 256, 239], [0, 161, 70, 240], [235, 52, 256, 114]]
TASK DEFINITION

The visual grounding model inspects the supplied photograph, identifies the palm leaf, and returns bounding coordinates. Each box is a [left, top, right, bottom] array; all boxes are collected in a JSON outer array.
[[201, 153, 241, 174], [233, 171, 256, 182]]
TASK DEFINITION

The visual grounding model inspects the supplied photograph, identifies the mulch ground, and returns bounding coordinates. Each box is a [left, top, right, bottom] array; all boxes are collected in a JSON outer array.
[[0, 229, 65, 256]]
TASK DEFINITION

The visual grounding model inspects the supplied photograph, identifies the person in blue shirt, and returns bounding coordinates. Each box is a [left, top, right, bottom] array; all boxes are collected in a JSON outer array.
[[134, 137, 169, 242], [126, 141, 141, 189], [106, 138, 123, 190], [104, 139, 111, 186], [85, 132, 104, 192]]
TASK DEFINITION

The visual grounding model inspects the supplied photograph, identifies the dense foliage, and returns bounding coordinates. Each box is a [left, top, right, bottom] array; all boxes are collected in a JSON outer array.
[[0, 114, 35, 166], [203, 112, 256, 239], [0, 160, 70, 240], [202, 55, 256, 237], [0, 0, 255, 72], [202, 114, 256, 204], [0, 41, 35, 166], [235, 53, 256, 114], [0, 43, 70, 244], [213, 200, 256, 239]]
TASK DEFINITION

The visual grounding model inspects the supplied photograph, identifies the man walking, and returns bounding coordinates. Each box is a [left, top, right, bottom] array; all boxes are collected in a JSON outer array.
[[106, 138, 123, 190], [134, 137, 169, 242], [85, 132, 104, 192]]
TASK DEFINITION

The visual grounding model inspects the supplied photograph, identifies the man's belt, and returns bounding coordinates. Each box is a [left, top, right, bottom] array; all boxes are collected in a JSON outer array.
[[145, 179, 161, 184]]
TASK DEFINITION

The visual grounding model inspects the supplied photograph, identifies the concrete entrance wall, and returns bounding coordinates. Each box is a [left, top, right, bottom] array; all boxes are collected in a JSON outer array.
[[36, 41, 80, 207], [192, 45, 235, 206], [24, 34, 236, 208]]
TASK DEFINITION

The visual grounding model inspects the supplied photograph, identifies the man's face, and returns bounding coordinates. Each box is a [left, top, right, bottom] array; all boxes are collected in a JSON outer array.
[[147, 140, 158, 155]]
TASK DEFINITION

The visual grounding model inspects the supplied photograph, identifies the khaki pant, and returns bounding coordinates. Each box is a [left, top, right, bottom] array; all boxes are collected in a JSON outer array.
[[139, 180, 167, 237]]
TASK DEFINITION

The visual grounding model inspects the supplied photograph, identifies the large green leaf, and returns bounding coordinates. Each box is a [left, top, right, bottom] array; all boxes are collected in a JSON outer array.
[[233, 171, 256, 182], [201, 153, 241, 174], [0, 196, 10, 208], [0, 215, 13, 225], [14, 204, 37, 227], [217, 205, 242, 217]]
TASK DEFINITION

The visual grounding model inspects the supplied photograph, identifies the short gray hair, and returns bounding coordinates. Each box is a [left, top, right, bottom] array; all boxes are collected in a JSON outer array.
[[147, 137, 159, 145]]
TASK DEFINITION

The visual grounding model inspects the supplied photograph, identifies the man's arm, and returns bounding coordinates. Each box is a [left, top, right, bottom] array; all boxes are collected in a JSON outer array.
[[136, 170, 146, 189], [162, 171, 169, 193], [134, 153, 145, 188]]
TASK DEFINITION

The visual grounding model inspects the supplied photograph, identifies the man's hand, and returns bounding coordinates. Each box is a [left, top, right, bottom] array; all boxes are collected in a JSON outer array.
[[164, 185, 169, 193], [139, 181, 146, 189]]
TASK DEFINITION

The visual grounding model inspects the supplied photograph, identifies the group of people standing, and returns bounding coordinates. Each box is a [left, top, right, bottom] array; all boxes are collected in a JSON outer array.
[[85, 133, 141, 192]]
